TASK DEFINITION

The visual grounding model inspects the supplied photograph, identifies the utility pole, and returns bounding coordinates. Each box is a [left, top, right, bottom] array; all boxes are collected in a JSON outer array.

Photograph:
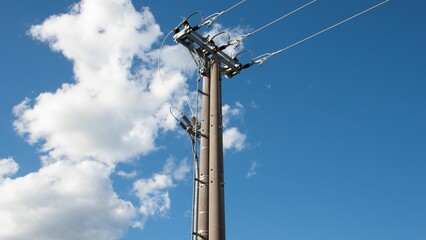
[[174, 16, 244, 240], [208, 56, 225, 240], [196, 57, 226, 240], [171, 1, 389, 240], [197, 73, 210, 240]]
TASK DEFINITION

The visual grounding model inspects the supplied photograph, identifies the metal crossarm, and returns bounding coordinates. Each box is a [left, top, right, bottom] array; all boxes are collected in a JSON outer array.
[[173, 22, 243, 78]]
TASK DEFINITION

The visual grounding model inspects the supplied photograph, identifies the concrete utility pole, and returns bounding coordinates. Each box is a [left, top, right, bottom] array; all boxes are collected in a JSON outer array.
[[208, 57, 225, 240], [196, 57, 226, 240], [174, 17, 245, 240], [197, 74, 210, 240]]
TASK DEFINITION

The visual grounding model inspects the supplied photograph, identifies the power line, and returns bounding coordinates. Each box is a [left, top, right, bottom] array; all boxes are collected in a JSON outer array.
[[200, 0, 246, 27], [252, 0, 390, 65], [229, 0, 317, 46]]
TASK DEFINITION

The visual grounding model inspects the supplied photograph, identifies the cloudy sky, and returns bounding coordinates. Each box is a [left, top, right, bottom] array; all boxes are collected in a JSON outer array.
[[1, 0, 425, 240]]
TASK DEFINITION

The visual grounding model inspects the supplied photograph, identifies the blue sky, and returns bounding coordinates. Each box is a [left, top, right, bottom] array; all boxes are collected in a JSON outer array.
[[1, 0, 425, 240]]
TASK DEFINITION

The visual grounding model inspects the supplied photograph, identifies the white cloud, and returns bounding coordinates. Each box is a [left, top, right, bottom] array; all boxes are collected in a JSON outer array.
[[134, 174, 172, 218], [223, 127, 246, 151], [0, 157, 19, 179], [221, 102, 247, 151], [247, 160, 258, 178], [133, 157, 190, 228], [3, 0, 194, 239], [14, 0, 189, 166], [222, 101, 244, 127], [117, 170, 138, 179], [0, 160, 136, 240]]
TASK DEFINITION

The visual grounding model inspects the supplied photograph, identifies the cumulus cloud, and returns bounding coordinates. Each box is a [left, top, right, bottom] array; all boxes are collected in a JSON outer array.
[[222, 101, 244, 127], [223, 127, 246, 151], [0, 160, 136, 240], [2, 0, 248, 239], [2, 0, 193, 239], [0, 157, 189, 239], [133, 157, 190, 228], [14, 0, 189, 165], [221, 102, 247, 151], [0, 157, 19, 179]]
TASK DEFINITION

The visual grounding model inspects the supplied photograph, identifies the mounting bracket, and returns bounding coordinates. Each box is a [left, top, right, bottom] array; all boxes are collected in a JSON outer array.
[[173, 21, 244, 78]]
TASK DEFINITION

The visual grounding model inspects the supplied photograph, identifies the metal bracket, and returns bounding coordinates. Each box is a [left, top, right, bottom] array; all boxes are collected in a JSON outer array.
[[173, 22, 244, 78]]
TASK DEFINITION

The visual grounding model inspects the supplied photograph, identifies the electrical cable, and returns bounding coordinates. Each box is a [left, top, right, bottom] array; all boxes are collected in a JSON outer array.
[[169, 106, 183, 122], [172, 27, 204, 240], [252, 0, 390, 65], [175, 11, 203, 30], [188, 49, 202, 73], [200, 0, 246, 27], [228, 0, 317, 46], [190, 59, 203, 240], [159, 30, 197, 120], [209, 31, 230, 43], [190, 135, 199, 240], [190, 70, 202, 240], [190, 73, 201, 240], [249, 0, 317, 37], [158, 29, 182, 110], [181, 57, 196, 117], [234, 49, 255, 61]]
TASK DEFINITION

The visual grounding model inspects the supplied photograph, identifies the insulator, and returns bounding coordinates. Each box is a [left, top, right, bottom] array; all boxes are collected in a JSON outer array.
[[191, 116, 198, 126], [182, 115, 192, 125], [179, 122, 187, 130], [192, 25, 200, 31], [217, 45, 228, 52], [242, 63, 252, 69]]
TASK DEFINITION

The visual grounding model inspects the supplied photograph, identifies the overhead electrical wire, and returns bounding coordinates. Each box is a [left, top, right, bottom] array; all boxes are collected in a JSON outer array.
[[250, 0, 317, 37], [175, 11, 203, 30], [158, 29, 182, 112], [200, 0, 246, 27], [182, 58, 196, 117], [158, 31, 198, 119], [252, 0, 390, 65], [188, 72, 202, 240], [229, 0, 317, 46], [189, 127, 199, 240]]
